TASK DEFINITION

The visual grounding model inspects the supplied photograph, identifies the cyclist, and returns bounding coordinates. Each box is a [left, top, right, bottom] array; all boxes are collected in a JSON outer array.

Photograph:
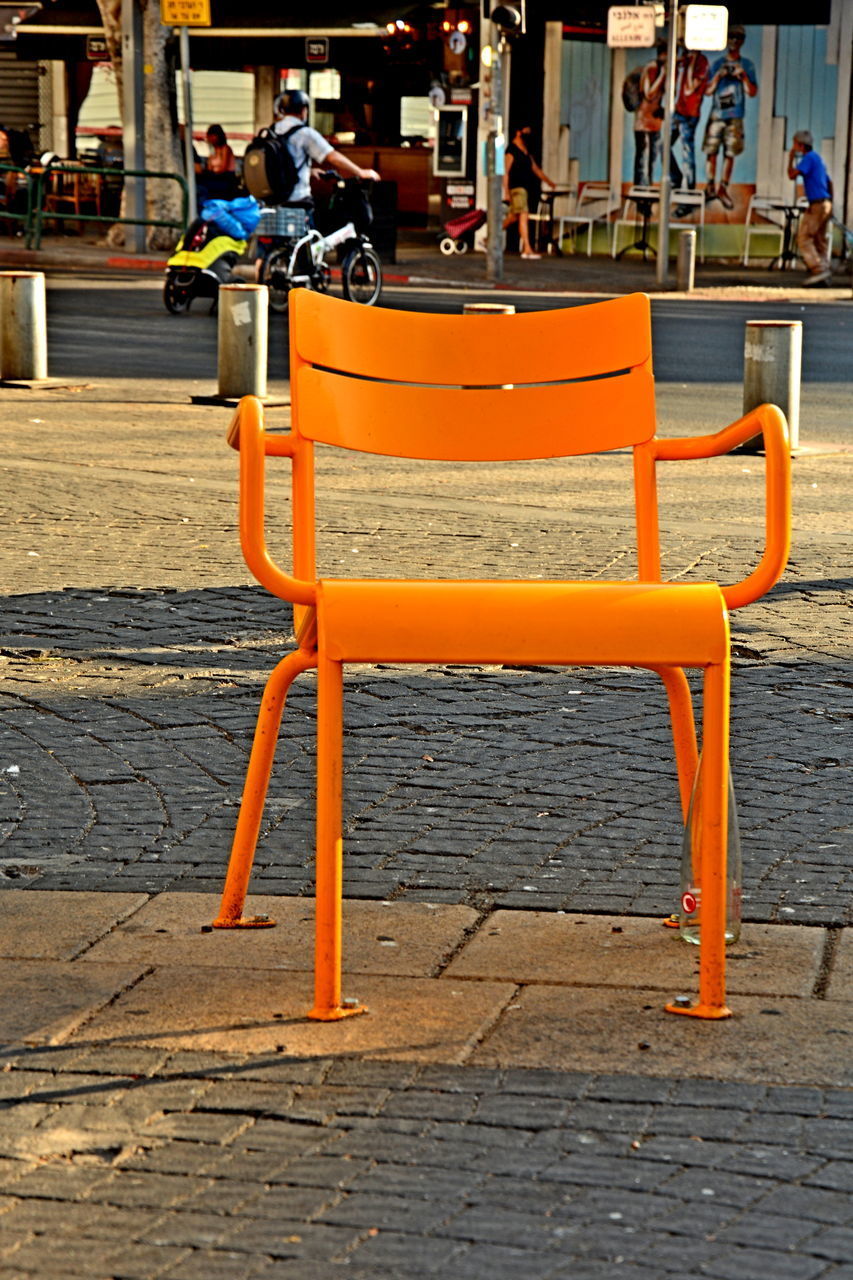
[[272, 89, 379, 208], [255, 89, 379, 279]]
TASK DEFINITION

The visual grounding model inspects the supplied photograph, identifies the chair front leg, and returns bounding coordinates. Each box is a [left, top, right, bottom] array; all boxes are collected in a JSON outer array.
[[666, 659, 733, 1019], [309, 653, 367, 1020], [213, 648, 316, 928]]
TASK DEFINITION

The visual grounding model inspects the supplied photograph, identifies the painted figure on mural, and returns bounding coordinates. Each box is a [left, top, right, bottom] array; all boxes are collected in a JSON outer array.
[[788, 129, 834, 285], [702, 25, 758, 210], [670, 42, 710, 201], [633, 40, 667, 187]]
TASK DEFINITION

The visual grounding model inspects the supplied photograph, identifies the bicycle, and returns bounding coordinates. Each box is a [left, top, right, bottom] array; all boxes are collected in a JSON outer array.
[[257, 177, 382, 312]]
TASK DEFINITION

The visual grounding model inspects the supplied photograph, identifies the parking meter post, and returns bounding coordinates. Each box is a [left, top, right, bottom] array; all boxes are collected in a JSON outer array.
[[0, 271, 47, 382], [741, 320, 801, 453], [676, 229, 696, 291], [655, 0, 679, 288], [218, 284, 268, 401]]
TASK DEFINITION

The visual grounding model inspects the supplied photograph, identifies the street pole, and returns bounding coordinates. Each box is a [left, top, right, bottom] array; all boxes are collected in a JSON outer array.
[[121, 0, 146, 253], [179, 25, 198, 222], [655, 0, 679, 287], [485, 31, 504, 283]]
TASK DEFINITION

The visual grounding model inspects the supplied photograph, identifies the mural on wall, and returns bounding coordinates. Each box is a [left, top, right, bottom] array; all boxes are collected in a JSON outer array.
[[562, 20, 844, 238], [622, 24, 761, 222]]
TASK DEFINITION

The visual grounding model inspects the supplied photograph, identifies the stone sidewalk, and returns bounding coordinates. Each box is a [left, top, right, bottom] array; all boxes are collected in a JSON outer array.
[[0, 286, 851, 1276]]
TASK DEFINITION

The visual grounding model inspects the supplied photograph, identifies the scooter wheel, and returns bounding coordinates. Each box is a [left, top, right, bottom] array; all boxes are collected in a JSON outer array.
[[163, 274, 193, 314], [439, 237, 456, 256], [456, 239, 469, 255]]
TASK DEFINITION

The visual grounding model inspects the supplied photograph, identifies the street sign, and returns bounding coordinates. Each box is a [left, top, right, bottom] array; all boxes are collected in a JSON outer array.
[[306, 37, 329, 64], [86, 34, 109, 61], [607, 6, 656, 48], [160, 0, 211, 27], [684, 4, 728, 50]]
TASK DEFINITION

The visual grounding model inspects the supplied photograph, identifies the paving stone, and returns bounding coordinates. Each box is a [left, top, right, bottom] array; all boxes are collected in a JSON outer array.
[[472, 986, 853, 1086], [80, 892, 479, 977], [73, 966, 516, 1062], [0, 959, 147, 1049], [445, 911, 826, 996], [0, 890, 149, 961]]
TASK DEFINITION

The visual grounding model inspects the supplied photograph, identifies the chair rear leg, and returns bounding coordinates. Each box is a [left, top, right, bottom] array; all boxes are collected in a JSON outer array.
[[652, 664, 699, 820], [213, 648, 316, 928], [666, 659, 732, 1019], [309, 654, 367, 1021]]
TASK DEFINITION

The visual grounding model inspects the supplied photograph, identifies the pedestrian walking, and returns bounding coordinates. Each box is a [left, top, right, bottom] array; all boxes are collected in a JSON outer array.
[[788, 129, 833, 286], [503, 124, 556, 260]]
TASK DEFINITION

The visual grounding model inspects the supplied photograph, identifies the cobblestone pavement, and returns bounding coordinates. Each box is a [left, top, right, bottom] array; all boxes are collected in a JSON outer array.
[[0, 292, 851, 1277], [1, 386, 850, 924], [1, 1046, 852, 1280]]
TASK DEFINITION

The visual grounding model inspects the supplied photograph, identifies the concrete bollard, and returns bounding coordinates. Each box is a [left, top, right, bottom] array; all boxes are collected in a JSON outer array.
[[462, 302, 516, 388], [217, 284, 268, 401], [676, 229, 696, 293], [0, 271, 47, 382], [462, 302, 516, 315], [742, 319, 802, 452]]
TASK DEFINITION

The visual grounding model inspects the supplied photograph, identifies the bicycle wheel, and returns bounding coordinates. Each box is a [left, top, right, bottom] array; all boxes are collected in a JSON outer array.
[[341, 243, 382, 306], [261, 246, 292, 313]]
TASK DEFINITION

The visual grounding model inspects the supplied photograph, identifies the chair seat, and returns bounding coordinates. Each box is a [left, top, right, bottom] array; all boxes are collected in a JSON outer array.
[[317, 579, 728, 667]]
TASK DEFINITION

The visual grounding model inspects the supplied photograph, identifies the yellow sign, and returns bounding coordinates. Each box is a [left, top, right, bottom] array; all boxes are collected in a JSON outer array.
[[160, 0, 211, 27]]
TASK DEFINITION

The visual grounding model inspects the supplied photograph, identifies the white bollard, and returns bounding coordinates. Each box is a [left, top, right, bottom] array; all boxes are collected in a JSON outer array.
[[0, 271, 47, 381], [462, 302, 516, 388], [742, 319, 802, 452], [462, 302, 516, 315], [676, 229, 696, 293], [217, 284, 268, 401]]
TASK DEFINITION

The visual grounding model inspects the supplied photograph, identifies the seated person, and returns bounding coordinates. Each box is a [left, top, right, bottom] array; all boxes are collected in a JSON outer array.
[[197, 124, 238, 202], [0, 125, 33, 230]]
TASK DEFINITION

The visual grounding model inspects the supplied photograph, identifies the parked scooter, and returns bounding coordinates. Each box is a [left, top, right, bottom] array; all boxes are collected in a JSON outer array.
[[163, 218, 245, 313], [163, 195, 260, 315]]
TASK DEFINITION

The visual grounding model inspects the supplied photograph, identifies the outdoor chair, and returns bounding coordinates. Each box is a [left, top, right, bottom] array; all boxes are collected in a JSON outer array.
[[213, 289, 791, 1027], [742, 194, 785, 266], [556, 181, 621, 256], [670, 188, 706, 261]]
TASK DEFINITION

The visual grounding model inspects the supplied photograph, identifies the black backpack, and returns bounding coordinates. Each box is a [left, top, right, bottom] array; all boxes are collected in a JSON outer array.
[[621, 68, 643, 112], [242, 123, 305, 203]]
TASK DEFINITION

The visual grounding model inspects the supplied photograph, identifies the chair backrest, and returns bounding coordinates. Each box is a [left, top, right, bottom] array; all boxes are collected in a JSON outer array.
[[289, 290, 656, 463], [576, 182, 618, 217], [746, 194, 784, 225], [670, 190, 703, 208]]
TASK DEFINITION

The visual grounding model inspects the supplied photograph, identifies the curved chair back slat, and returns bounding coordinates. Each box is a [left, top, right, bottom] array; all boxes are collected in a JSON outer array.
[[289, 288, 653, 387]]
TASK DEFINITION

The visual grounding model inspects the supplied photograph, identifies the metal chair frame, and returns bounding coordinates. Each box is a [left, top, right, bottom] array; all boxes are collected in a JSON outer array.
[[213, 290, 791, 1027]]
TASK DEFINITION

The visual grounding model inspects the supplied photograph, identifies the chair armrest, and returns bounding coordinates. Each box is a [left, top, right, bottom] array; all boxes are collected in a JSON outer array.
[[651, 404, 791, 610], [226, 396, 317, 607]]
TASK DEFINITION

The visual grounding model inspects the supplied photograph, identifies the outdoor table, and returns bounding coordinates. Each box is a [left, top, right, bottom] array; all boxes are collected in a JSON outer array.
[[616, 186, 660, 260], [533, 188, 574, 254], [767, 202, 803, 271]]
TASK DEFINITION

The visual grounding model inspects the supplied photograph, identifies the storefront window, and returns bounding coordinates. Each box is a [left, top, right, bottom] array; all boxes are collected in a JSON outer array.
[[400, 96, 435, 144]]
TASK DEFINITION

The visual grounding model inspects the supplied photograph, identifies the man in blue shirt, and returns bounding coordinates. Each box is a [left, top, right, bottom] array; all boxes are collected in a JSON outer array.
[[788, 129, 834, 285], [702, 26, 758, 212]]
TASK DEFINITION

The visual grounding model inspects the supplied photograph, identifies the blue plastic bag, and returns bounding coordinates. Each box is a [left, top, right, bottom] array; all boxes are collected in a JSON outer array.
[[201, 195, 261, 239]]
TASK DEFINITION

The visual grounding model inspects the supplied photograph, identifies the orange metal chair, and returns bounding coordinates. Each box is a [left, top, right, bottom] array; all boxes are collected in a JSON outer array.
[[213, 289, 791, 1024]]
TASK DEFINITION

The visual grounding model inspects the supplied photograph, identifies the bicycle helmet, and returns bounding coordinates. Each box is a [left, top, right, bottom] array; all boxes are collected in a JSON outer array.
[[274, 89, 310, 118]]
